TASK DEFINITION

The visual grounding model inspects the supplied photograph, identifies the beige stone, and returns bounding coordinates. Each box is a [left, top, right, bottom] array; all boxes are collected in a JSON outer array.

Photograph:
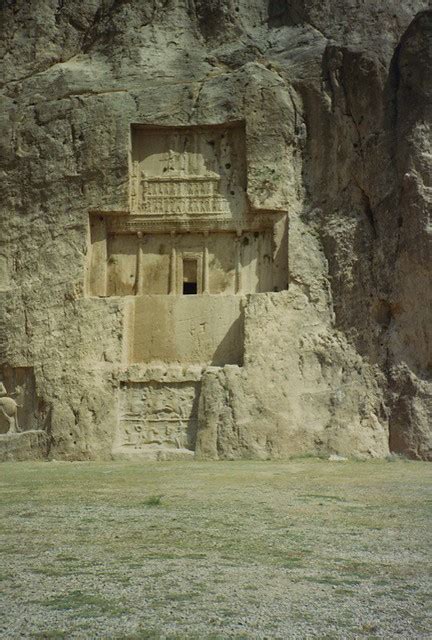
[[1, 1, 431, 461]]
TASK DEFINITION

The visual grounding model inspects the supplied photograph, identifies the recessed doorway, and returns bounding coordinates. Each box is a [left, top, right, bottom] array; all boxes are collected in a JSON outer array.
[[183, 259, 198, 295]]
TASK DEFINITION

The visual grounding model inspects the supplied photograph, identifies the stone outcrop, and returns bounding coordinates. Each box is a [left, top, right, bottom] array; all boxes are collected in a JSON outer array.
[[0, 1, 431, 461]]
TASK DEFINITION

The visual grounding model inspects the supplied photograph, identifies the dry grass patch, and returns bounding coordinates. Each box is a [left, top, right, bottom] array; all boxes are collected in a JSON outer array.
[[0, 458, 431, 639]]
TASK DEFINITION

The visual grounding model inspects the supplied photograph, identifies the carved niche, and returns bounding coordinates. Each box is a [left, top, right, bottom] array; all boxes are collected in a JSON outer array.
[[85, 123, 288, 369], [86, 124, 287, 299], [0, 367, 47, 435]]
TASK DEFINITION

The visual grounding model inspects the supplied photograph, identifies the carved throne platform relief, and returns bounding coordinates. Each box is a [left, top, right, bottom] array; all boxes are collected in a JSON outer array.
[[129, 125, 247, 227]]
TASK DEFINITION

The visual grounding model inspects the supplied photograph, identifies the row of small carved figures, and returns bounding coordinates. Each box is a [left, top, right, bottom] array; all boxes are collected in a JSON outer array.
[[141, 202, 229, 215], [0, 382, 20, 434], [140, 194, 230, 214]]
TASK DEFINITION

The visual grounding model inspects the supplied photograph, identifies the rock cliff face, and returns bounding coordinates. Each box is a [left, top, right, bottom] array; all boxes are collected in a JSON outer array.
[[0, 0, 431, 461]]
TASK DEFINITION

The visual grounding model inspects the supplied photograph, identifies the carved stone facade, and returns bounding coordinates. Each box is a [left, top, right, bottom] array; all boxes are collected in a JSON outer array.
[[83, 124, 287, 457], [86, 124, 287, 299], [5, 1, 427, 461]]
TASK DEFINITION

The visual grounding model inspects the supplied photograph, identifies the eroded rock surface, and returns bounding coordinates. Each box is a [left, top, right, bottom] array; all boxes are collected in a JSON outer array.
[[0, 1, 431, 460]]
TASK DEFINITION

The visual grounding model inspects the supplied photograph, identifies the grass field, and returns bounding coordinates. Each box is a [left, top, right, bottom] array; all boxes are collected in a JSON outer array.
[[0, 458, 431, 639]]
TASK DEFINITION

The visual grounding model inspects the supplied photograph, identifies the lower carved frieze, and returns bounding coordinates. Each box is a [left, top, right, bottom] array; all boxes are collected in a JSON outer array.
[[113, 380, 200, 458]]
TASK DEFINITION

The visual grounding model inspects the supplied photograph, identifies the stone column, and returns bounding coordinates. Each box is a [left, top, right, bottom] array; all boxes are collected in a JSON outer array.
[[130, 160, 140, 211], [203, 232, 209, 294], [169, 232, 177, 294], [235, 230, 242, 294], [136, 232, 143, 295], [257, 231, 262, 293]]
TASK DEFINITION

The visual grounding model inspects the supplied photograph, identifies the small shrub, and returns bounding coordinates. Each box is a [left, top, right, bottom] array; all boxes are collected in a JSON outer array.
[[143, 495, 163, 507]]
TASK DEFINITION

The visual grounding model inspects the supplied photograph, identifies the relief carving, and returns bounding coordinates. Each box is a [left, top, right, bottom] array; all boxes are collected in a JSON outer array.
[[0, 367, 47, 435], [118, 382, 199, 451], [0, 381, 20, 433], [140, 175, 229, 217], [85, 124, 287, 368], [131, 126, 247, 222]]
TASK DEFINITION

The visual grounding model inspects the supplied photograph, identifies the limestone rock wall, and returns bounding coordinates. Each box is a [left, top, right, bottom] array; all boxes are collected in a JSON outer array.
[[1, 1, 431, 460]]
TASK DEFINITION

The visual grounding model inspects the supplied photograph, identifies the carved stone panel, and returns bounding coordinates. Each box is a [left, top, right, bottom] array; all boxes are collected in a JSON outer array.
[[117, 381, 199, 453], [130, 125, 247, 224]]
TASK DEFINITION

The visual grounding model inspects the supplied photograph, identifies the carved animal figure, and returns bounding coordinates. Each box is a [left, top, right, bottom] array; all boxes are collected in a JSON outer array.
[[0, 396, 19, 433], [0, 382, 20, 434]]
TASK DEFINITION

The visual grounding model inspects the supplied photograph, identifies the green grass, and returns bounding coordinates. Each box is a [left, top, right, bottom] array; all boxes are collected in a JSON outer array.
[[143, 494, 163, 507], [31, 632, 69, 639], [37, 590, 128, 618], [0, 459, 431, 639]]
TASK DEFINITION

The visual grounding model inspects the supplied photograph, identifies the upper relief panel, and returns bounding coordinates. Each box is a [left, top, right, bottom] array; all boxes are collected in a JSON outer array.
[[129, 124, 247, 229]]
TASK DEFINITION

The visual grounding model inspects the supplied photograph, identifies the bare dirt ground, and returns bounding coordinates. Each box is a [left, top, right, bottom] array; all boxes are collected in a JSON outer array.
[[0, 458, 431, 639]]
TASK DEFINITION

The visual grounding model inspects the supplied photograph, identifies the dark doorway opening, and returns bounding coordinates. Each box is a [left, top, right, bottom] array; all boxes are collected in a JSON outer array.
[[183, 281, 197, 295], [183, 258, 198, 295]]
